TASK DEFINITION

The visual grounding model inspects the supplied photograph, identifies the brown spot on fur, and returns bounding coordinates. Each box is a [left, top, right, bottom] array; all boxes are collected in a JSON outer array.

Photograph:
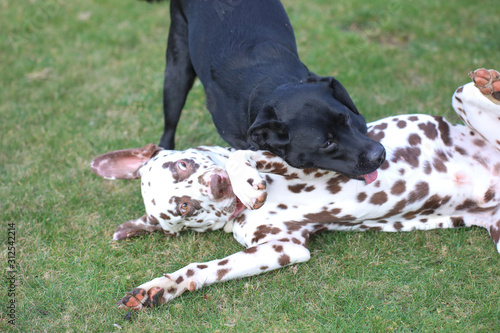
[[402, 194, 451, 219], [418, 121, 438, 140], [432, 156, 447, 173], [393, 222, 403, 231], [216, 269, 230, 281], [252, 225, 282, 243], [243, 247, 258, 254], [186, 269, 195, 277], [370, 191, 388, 205], [278, 254, 291, 266], [456, 199, 496, 213], [360, 225, 383, 231], [218, 259, 229, 266], [423, 161, 432, 175], [380, 160, 390, 170], [391, 180, 406, 195], [160, 212, 170, 220], [409, 116, 419, 121], [260, 266, 269, 270], [484, 186, 495, 203], [454, 146, 468, 156], [407, 182, 430, 204], [273, 244, 284, 252], [408, 134, 421, 146], [380, 199, 407, 219], [434, 116, 453, 146], [397, 120, 407, 128], [374, 123, 388, 130], [326, 175, 350, 194], [303, 168, 319, 175], [367, 128, 385, 141], [176, 276, 184, 284], [288, 184, 307, 193], [266, 162, 288, 175], [391, 147, 421, 168], [357, 192, 367, 203], [490, 220, 500, 245], [197, 265, 208, 269], [285, 221, 310, 232], [265, 175, 274, 184], [473, 139, 486, 147], [263, 151, 277, 158], [436, 150, 449, 161], [314, 171, 330, 178], [278, 204, 288, 210], [148, 215, 160, 225], [451, 217, 465, 227]]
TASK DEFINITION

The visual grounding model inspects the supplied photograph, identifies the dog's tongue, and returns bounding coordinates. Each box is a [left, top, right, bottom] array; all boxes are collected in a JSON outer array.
[[229, 198, 247, 220], [362, 170, 378, 184]]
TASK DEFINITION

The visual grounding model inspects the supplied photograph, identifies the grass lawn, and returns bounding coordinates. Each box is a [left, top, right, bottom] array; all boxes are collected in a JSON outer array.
[[2, 0, 500, 331]]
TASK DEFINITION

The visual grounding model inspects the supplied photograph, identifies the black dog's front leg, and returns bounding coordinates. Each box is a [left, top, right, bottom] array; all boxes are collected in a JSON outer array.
[[159, 1, 197, 149]]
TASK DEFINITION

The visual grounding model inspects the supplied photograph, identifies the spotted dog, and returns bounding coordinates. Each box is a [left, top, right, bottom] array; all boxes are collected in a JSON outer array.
[[91, 69, 500, 310]]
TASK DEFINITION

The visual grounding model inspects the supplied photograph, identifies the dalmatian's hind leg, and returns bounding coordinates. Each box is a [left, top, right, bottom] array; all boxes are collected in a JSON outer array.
[[452, 69, 500, 151], [469, 68, 500, 104]]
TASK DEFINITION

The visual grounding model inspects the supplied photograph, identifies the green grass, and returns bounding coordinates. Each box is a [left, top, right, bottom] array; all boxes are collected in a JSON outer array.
[[1, 0, 500, 331]]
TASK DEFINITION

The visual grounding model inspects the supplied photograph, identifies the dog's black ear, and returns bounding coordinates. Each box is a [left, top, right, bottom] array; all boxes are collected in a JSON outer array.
[[328, 77, 360, 115], [247, 106, 289, 154], [307, 75, 360, 115]]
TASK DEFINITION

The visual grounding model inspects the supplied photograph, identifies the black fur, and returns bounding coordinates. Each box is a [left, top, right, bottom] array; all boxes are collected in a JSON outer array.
[[155, 0, 385, 177]]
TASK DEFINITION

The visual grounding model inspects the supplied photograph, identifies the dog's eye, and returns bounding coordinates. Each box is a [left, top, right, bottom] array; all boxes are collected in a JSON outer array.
[[180, 202, 189, 214], [321, 140, 337, 152], [177, 161, 188, 171]]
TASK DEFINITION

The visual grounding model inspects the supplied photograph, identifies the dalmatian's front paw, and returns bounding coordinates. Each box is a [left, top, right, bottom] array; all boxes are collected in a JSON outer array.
[[239, 176, 268, 210], [226, 153, 268, 210], [469, 68, 500, 101], [119, 286, 165, 310], [118, 275, 197, 310], [229, 167, 267, 210]]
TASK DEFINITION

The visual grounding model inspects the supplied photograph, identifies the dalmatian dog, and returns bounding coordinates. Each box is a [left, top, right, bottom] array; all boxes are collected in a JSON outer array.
[[91, 69, 500, 310]]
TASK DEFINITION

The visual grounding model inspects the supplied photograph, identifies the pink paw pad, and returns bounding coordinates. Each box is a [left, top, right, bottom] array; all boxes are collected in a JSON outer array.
[[119, 287, 165, 310], [469, 68, 500, 101]]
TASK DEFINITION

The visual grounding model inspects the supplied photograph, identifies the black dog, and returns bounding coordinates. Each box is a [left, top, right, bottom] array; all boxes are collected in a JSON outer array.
[[154, 0, 385, 181]]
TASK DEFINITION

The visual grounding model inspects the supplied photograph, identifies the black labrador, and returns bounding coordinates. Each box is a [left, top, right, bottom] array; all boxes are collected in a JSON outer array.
[[151, 0, 385, 181]]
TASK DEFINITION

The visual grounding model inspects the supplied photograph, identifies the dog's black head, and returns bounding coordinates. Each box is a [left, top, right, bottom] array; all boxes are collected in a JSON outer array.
[[248, 76, 385, 181]]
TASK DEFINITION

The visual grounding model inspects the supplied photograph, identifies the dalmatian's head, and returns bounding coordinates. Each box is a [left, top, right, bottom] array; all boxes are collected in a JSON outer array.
[[91, 144, 245, 236]]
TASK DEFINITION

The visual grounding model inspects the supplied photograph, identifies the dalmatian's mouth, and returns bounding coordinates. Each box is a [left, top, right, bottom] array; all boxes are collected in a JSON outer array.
[[229, 198, 246, 220]]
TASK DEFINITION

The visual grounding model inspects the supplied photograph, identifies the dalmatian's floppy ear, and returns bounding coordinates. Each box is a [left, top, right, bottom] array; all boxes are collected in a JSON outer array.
[[91, 143, 162, 180]]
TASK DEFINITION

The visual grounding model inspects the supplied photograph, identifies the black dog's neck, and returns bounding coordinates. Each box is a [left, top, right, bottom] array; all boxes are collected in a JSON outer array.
[[238, 44, 311, 118]]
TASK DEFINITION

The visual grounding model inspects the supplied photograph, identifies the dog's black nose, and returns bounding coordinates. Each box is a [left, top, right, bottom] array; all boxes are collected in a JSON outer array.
[[368, 144, 386, 166]]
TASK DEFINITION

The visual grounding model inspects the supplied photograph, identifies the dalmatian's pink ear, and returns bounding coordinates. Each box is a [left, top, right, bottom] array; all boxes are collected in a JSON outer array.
[[91, 143, 162, 180]]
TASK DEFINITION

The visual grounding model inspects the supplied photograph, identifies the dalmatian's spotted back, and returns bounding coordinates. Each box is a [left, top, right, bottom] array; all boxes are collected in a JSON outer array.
[[91, 69, 500, 310]]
